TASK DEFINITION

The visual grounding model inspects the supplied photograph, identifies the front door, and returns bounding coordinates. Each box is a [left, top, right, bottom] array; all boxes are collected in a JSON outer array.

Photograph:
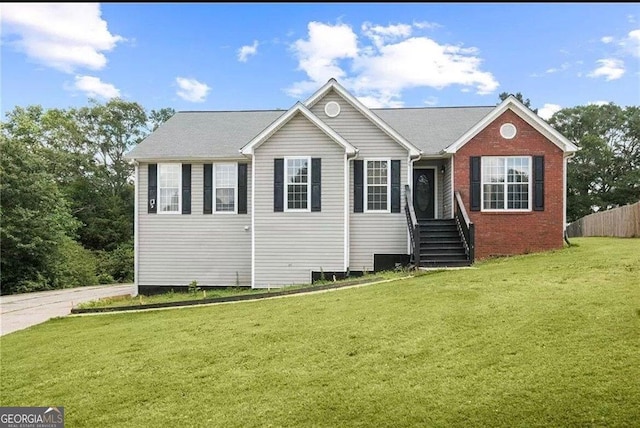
[[413, 168, 435, 220]]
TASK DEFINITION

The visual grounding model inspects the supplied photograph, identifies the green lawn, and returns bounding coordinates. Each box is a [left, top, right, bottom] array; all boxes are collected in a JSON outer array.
[[1, 237, 639, 427]]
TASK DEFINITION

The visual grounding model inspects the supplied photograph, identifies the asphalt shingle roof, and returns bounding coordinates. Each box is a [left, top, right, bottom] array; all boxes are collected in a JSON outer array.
[[125, 105, 494, 160]]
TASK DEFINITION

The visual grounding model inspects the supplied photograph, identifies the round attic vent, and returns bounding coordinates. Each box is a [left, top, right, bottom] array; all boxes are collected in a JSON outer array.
[[324, 101, 341, 118], [500, 123, 517, 139]]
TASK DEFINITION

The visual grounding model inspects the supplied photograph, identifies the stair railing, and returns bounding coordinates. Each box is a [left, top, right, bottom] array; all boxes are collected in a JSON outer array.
[[404, 185, 420, 265], [454, 191, 475, 263]]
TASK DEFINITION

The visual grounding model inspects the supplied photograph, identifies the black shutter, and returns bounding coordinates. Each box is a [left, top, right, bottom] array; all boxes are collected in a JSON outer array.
[[238, 163, 248, 214], [533, 156, 544, 211], [182, 164, 191, 214], [203, 164, 212, 214], [274, 158, 284, 212], [148, 163, 157, 214], [354, 160, 363, 213], [470, 156, 481, 211], [311, 158, 321, 212], [390, 160, 401, 213]]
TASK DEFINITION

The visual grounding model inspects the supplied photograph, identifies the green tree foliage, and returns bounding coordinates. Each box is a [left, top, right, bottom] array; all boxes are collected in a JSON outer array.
[[0, 132, 80, 293], [149, 107, 176, 131], [549, 104, 640, 221], [499, 92, 538, 114], [1, 100, 173, 294]]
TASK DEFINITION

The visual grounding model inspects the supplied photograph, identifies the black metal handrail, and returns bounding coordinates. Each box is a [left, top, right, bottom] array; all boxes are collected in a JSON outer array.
[[454, 191, 475, 263], [404, 185, 420, 265]]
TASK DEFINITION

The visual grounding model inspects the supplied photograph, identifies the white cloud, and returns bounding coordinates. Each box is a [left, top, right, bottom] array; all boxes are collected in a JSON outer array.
[[237, 40, 259, 62], [424, 96, 438, 106], [72, 75, 120, 99], [546, 62, 570, 74], [601, 36, 614, 44], [288, 21, 358, 97], [588, 100, 610, 106], [362, 22, 413, 48], [0, 3, 123, 73], [588, 58, 625, 81], [621, 29, 640, 57], [413, 21, 441, 30], [287, 21, 499, 107], [538, 103, 562, 120], [175, 77, 211, 102]]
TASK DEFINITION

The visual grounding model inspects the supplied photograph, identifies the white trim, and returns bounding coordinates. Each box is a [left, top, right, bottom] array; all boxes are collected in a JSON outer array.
[[157, 162, 182, 214], [134, 163, 139, 296], [343, 152, 349, 271], [480, 156, 532, 212], [450, 156, 455, 218], [364, 158, 391, 213], [213, 163, 238, 214], [325, 101, 341, 118], [444, 95, 579, 154], [284, 156, 312, 212], [413, 165, 438, 219], [251, 160, 255, 288], [240, 102, 357, 156], [303, 79, 422, 157], [500, 123, 517, 139]]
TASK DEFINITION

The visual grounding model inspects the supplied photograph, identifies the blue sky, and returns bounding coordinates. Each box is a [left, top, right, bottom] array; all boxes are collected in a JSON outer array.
[[2, 3, 639, 120]]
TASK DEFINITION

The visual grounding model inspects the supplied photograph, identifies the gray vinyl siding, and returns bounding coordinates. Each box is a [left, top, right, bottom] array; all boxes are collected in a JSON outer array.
[[254, 114, 345, 288], [311, 90, 409, 271], [138, 162, 251, 287], [443, 159, 453, 218]]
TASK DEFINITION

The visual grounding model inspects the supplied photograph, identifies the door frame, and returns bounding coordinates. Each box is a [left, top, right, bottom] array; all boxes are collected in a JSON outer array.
[[412, 166, 438, 220]]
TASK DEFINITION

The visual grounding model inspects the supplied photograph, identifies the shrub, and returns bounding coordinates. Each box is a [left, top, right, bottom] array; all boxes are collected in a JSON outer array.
[[96, 241, 134, 283], [52, 237, 98, 288]]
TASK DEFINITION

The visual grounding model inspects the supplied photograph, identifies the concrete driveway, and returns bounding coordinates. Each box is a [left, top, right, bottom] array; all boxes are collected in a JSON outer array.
[[0, 284, 135, 336]]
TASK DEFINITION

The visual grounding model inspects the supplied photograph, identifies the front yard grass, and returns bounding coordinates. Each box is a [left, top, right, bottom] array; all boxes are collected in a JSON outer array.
[[1, 237, 639, 427]]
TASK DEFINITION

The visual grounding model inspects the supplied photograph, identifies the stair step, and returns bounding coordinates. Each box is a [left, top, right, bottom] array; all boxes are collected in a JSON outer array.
[[419, 260, 471, 268], [420, 248, 467, 256]]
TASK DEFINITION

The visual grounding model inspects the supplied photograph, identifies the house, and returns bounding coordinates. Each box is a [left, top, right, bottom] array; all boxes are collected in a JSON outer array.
[[125, 79, 578, 293]]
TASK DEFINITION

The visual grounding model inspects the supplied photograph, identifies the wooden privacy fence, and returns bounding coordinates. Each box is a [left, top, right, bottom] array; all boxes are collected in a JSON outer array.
[[566, 201, 640, 238]]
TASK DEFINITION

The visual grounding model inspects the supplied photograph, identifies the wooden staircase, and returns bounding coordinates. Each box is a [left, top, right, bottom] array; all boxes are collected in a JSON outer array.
[[417, 219, 471, 267]]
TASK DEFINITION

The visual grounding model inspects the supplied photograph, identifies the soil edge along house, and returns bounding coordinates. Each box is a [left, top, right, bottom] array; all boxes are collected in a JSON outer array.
[[125, 79, 578, 293]]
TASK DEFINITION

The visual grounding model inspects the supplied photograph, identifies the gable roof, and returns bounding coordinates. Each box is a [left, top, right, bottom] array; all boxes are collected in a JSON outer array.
[[444, 95, 579, 154], [240, 102, 357, 155], [304, 79, 422, 157]]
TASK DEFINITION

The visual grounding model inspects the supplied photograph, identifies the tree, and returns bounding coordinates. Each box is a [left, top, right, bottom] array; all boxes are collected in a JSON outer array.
[[498, 92, 538, 114], [549, 104, 640, 221], [149, 107, 176, 131], [0, 130, 80, 293]]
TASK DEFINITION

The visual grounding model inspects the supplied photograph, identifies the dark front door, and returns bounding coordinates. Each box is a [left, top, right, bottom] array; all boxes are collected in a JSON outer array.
[[413, 168, 435, 220]]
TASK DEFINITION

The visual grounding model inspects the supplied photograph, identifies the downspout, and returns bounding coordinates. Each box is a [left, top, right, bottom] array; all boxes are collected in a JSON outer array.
[[407, 152, 422, 254], [345, 148, 359, 272], [133, 160, 139, 296], [563, 152, 576, 245]]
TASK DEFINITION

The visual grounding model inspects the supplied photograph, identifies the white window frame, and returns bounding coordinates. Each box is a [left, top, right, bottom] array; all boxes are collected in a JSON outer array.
[[284, 156, 311, 212], [214, 163, 238, 214], [364, 158, 391, 213], [481, 156, 532, 212], [158, 163, 181, 214]]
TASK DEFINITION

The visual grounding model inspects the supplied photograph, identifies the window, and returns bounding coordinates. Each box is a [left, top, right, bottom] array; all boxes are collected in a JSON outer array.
[[215, 164, 237, 212], [158, 163, 181, 213], [482, 156, 531, 210], [366, 159, 390, 211], [285, 157, 310, 211]]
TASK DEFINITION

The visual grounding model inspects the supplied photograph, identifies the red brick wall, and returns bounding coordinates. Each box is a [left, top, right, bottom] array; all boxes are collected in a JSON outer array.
[[455, 109, 565, 259]]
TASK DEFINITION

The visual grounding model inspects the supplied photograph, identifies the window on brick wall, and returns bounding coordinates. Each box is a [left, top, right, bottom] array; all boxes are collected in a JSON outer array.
[[481, 156, 531, 211]]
